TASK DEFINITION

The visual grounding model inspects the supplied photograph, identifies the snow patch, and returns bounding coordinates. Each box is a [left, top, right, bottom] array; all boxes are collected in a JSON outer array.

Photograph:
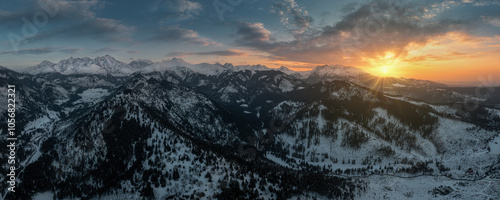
[[32, 191, 54, 200], [265, 153, 292, 168], [74, 88, 109, 104], [488, 135, 500, 154], [391, 83, 407, 87]]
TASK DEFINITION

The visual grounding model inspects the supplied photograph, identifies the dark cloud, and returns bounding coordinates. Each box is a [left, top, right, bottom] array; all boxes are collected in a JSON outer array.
[[233, 21, 338, 64], [149, 0, 202, 21], [0, 9, 39, 26], [234, 22, 272, 48], [42, 18, 135, 42], [341, 2, 359, 13], [47, 0, 102, 20], [150, 26, 216, 46], [235, 0, 476, 65], [166, 50, 246, 57], [58, 48, 82, 54], [0, 47, 81, 55], [320, 0, 470, 58], [271, 0, 313, 34], [0, 0, 101, 26], [1, 0, 134, 44]]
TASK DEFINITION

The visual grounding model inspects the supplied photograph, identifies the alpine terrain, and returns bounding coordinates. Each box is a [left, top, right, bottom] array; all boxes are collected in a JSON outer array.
[[0, 56, 499, 200]]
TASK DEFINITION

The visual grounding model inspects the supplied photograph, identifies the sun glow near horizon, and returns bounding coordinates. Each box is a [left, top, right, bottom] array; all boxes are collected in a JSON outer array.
[[360, 51, 403, 78], [357, 32, 500, 82], [380, 66, 391, 77]]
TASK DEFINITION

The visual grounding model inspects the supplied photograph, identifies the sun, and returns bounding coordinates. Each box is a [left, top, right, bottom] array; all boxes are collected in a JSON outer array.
[[380, 66, 391, 77], [382, 66, 388, 74]]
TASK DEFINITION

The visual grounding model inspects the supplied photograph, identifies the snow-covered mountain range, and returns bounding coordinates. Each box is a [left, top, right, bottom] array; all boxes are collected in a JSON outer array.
[[1, 56, 499, 199], [24, 55, 494, 105], [24, 56, 367, 78]]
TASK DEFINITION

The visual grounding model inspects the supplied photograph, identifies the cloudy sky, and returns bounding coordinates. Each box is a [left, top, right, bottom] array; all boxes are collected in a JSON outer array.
[[1, 0, 499, 82]]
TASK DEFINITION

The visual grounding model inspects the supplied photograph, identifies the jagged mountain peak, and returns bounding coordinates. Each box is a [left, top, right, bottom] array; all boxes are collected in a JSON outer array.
[[311, 64, 367, 76], [305, 64, 368, 83], [146, 57, 192, 68], [142, 59, 235, 76], [277, 66, 296, 74], [278, 66, 290, 71], [24, 60, 57, 74], [23, 55, 136, 76], [93, 55, 120, 64], [128, 59, 154, 69], [0, 65, 12, 71], [221, 62, 235, 69], [39, 60, 55, 65], [234, 64, 270, 71], [170, 57, 187, 63]]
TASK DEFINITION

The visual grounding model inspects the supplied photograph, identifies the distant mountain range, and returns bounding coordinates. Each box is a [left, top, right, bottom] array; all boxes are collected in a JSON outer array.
[[0, 56, 499, 199], [24, 55, 366, 78], [22, 55, 500, 105]]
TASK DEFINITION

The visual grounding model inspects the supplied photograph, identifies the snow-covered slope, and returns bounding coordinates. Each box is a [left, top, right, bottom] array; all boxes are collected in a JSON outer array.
[[26, 60, 58, 74], [140, 58, 276, 76], [305, 65, 368, 83], [5, 73, 364, 199]]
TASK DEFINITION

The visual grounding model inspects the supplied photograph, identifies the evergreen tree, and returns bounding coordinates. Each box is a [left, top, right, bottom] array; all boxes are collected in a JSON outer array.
[[173, 168, 180, 181]]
